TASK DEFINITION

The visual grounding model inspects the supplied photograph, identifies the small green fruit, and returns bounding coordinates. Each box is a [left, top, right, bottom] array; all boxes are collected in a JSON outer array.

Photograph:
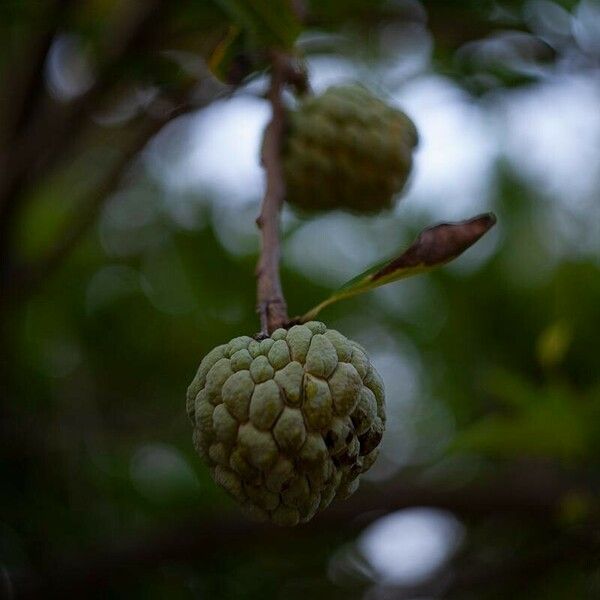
[[186, 321, 385, 525], [282, 85, 418, 213]]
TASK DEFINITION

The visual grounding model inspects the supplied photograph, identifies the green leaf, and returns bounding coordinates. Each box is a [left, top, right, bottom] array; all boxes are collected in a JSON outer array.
[[301, 213, 496, 322], [214, 0, 302, 50], [207, 24, 250, 84]]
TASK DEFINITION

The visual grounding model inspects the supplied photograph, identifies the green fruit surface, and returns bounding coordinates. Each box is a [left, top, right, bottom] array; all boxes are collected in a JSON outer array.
[[283, 85, 418, 213], [187, 321, 385, 525]]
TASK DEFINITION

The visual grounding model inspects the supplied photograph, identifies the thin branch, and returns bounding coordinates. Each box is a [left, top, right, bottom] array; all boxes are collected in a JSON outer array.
[[4, 1, 165, 185], [0, 0, 168, 280], [0, 57, 235, 310], [0, 1, 162, 200], [255, 53, 291, 335]]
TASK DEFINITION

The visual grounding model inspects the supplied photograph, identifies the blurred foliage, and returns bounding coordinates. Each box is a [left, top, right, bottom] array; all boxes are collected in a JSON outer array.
[[1, 0, 600, 599]]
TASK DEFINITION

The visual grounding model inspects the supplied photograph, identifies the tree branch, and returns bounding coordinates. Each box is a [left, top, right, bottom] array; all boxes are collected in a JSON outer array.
[[0, 0, 73, 149], [0, 101, 193, 308], [255, 53, 291, 336], [8, 464, 598, 598], [0, 0, 168, 283], [374, 536, 595, 600], [0, 58, 231, 308]]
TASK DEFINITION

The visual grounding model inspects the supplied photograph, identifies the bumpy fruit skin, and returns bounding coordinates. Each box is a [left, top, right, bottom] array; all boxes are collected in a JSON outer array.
[[186, 321, 385, 525], [282, 85, 418, 213]]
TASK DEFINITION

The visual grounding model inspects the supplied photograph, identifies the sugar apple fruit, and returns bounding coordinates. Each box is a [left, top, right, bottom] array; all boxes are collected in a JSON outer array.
[[186, 321, 385, 526], [282, 85, 418, 213]]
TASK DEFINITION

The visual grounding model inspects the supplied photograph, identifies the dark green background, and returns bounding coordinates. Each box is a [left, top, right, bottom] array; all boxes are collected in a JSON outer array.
[[1, 1, 599, 598]]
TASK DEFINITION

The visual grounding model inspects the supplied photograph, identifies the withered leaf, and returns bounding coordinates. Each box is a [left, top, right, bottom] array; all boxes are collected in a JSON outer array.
[[301, 213, 496, 322]]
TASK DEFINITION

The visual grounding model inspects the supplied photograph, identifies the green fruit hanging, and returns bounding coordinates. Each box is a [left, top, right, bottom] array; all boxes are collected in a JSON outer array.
[[282, 85, 418, 213], [186, 321, 385, 526]]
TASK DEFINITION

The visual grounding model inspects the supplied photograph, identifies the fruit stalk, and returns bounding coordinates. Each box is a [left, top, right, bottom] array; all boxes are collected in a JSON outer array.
[[256, 52, 291, 335]]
